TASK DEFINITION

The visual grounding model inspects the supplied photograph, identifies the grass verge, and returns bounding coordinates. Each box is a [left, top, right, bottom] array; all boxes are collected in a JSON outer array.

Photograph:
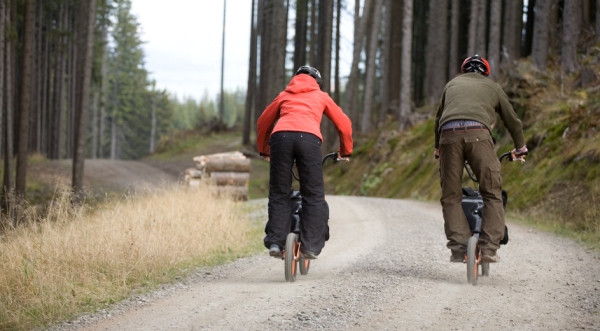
[[0, 184, 263, 331]]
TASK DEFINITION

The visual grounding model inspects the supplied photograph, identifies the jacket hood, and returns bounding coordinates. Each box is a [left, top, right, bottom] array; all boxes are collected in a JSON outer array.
[[284, 74, 321, 94]]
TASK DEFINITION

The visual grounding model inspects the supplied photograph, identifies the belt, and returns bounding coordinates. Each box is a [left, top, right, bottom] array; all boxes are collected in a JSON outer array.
[[441, 125, 488, 134]]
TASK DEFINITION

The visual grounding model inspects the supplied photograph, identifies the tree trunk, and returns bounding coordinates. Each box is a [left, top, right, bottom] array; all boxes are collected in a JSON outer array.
[[547, 0, 559, 55], [41, 13, 50, 156], [69, 7, 78, 159], [218, 0, 226, 126], [334, 0, 342, 104], [343, 0, 373, 124], [293, 0, 308, 69], [110, 116, 117, 160], [562, 0, 581, 74], [254, 0, 266, 123], [583, 0, 590, 27], [243, 0, 257, 145], [91, 88, 98, 158], [448, 0, 460, 79], [99, 27, 108, 158], [317, 0, 335, 148], [361, 0, 383, 134], [0, 0, 5, 164], [532, 0, 550, 72], [150, 95, 157, 153], [502, 0, 524, 65], [378, 0, 392, 127], [468, 0, 479, 55], [596, 0, 600, 42], [51, 6, 67, 160], [309, 0, 316, 65], [317, 0, 334, 93], [412, 0, 428, 107], [523, 0, 536, 57], [2, 0, 14, 216], [425, 0, 448, 105], [487, 0, 502, 79], [267, 0, 287, 103], [475, 0, 488, 55], [15, 0, 35, 200], [72, 0, 97, 198], [33, 1, 42, 154], [399, 0, 413, 131]]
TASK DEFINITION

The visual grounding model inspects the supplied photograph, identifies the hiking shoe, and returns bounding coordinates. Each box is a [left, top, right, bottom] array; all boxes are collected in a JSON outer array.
[[450, 251, 465, 263], [301, 251, 318, 260], [269, 244, 282, 258], [481, 253, 500, 263]]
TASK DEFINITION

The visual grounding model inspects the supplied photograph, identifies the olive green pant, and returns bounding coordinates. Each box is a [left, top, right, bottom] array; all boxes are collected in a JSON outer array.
[[438, 130, 504, 255]]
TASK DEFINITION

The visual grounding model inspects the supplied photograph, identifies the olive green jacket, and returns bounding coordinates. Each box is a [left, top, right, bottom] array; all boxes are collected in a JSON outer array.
[[434, 73, 525, 149]]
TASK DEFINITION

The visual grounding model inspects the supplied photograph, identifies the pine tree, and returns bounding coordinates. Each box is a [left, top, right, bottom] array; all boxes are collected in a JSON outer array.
[[107, 0, 152, 159]]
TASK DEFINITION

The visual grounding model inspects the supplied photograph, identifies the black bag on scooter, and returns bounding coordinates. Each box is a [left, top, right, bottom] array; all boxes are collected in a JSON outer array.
[[461, 187, 509, 245]]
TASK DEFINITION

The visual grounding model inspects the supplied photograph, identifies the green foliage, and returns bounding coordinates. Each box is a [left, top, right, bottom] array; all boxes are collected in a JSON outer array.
[[103, 0, 173, 160], [171, 88, 246, 131], [360, 163, 388, 195]]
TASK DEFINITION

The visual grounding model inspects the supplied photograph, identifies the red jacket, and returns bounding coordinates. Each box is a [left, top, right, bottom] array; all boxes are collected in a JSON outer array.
[[256, 74, 353, 157]]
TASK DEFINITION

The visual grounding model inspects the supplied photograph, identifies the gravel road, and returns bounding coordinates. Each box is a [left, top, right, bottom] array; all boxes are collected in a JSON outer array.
[[53, 196, 600, 331]]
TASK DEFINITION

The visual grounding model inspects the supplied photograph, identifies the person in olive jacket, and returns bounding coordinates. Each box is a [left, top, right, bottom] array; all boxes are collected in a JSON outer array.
[[257, 66, 353, 259], [434, 55, 528, 263]]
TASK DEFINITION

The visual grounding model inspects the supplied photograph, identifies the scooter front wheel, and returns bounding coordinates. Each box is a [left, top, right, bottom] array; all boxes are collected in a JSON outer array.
[[285, 233, 298, 282], [466, 236, 479, 285]]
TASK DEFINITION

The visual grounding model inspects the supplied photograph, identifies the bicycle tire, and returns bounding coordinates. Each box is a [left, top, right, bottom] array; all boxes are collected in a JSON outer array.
[[285, 233, 298, 282], [481, 262, 490, 276], [466, 236, 479, 285], [299, 258, 310, 275]]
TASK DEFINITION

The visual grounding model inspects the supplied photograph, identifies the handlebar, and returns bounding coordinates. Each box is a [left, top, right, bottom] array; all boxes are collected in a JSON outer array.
[[465, 151, 528, 183], [499, 150, 528, 163], [322, 152, 340, 166]]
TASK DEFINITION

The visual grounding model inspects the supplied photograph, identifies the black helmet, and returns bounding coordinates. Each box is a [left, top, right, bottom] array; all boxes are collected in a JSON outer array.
[[461, 54, 490, 76], [295, 66, 323, 89]]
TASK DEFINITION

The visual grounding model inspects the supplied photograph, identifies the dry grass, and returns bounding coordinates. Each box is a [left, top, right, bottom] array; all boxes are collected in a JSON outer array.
[[0, 184, 261, 330]]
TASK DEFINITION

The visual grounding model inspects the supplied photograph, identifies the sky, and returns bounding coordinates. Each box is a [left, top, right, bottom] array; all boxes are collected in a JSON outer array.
[[130, 0, 355, 101]]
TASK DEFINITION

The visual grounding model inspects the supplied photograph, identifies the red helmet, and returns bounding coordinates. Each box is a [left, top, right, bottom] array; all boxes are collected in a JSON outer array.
[[461, 54, 490, 76]]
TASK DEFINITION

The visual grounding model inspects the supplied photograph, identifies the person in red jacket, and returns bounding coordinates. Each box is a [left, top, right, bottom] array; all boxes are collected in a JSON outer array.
[[257, 66, 353, 259]]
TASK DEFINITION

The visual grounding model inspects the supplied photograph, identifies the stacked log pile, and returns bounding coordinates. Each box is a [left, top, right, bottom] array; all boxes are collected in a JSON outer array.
[[185, 152, 250, 200]]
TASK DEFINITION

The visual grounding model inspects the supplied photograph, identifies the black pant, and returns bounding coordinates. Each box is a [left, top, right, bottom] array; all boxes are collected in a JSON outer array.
[[264, 131, 330, 254]]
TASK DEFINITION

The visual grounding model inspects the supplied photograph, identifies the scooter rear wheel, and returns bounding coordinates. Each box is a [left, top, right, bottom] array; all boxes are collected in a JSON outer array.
[[285, 233, 298, 282], [481, 262, 490, 276], [466, 236, 479, 285], [299, 258, 310, 275]]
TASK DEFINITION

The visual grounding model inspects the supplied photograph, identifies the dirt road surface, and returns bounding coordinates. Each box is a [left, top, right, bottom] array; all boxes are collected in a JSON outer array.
[[55, 196, 600, 330], [40, 159, 178, 192]]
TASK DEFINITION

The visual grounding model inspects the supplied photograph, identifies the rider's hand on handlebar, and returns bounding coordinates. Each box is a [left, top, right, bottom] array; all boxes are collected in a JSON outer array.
[[510, 145, 528, 163], [337, 152, 350, 162]]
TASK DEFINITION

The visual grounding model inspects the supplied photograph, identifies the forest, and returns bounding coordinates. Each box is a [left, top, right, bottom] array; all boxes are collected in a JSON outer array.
[[242, 0, 598, 145], [0, 0, 598, 207]]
